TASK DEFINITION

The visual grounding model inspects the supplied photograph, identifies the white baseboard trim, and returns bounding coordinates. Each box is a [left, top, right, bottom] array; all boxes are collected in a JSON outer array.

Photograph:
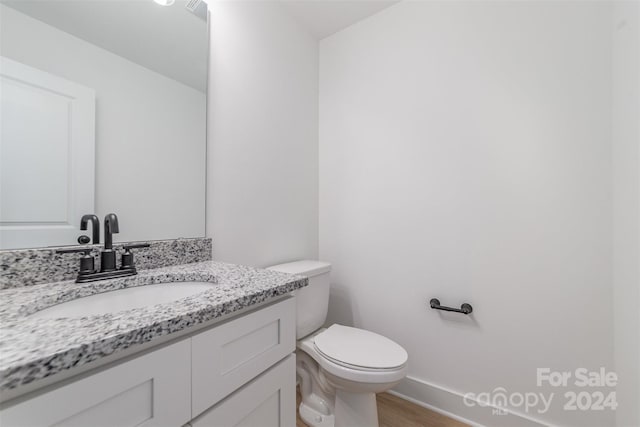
[[386, 390, 479, 426], [391, 376, 552, 427]]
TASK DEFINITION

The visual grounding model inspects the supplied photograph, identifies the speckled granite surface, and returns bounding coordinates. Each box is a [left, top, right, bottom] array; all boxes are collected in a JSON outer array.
[[0, 261, 306, 392], [0, 238, 212, 289]]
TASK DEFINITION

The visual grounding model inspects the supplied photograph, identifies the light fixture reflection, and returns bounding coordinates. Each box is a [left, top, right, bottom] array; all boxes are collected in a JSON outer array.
[[153, 0, 175, 6]]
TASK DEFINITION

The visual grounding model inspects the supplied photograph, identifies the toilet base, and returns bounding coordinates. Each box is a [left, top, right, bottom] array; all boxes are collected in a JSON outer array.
[[334, 390, 379, 427], [299, 392, 378, 427], [299, 402, 335, 427]]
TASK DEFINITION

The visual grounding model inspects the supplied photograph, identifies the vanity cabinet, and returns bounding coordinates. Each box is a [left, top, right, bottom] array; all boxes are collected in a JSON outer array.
[[0, 339, 192, 426], [191, 296, 295, 416], [190, 355, 295, 427], [0, 297, 296, 427]]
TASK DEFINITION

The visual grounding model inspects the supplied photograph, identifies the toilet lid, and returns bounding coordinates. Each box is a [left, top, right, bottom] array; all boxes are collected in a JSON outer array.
[[314, 325, 408, 370]]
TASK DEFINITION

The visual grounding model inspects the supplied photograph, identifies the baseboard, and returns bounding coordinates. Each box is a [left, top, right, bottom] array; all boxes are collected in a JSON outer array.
[[386, 389, 479, 426], [391, 376, 552, 427]]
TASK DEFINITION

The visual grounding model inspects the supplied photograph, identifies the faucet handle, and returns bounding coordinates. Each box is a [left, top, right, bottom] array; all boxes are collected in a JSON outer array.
[[122, 243, 150, 250], [56, 248, 96, 274], [56, 247, 93, 254], [120, 243, 150, 271]]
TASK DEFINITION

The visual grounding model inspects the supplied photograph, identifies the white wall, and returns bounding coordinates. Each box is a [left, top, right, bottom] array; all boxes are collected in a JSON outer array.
[[0, 5, 206, 244], [612, 2, 640, 427], [206, 1, 319, 267], [319, 2, 614, 426]]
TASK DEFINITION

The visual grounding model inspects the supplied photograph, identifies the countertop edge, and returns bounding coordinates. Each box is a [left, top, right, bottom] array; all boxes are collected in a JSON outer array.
[[0, 261, 308, 394]]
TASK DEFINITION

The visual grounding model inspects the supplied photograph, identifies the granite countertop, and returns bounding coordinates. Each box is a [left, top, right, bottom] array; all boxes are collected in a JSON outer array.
[[0, 261, 307, 393]]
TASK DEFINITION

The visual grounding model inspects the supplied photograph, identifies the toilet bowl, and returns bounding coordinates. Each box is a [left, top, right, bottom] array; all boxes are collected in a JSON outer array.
[[268, 261, 408, 427], [298, 326, 408, 427]]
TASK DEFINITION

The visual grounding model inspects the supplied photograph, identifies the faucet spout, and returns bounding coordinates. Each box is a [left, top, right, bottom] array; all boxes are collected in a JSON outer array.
[[80, 214, 100, 244], [104, 213, 119, 250]]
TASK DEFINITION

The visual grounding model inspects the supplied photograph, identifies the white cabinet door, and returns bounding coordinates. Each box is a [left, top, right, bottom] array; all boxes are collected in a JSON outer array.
[[0, 56, 95, 249], [0, 340, 191, 427], [191, 354, 296, 427], [191, 297, 295, 417]]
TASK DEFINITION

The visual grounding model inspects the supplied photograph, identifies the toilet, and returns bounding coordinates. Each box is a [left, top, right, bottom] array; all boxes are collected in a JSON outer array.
[[268, 260, 408, 427]]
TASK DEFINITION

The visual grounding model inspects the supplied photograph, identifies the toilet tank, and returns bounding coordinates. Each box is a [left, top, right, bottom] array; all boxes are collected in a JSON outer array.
[[267, 260, 331, 339]]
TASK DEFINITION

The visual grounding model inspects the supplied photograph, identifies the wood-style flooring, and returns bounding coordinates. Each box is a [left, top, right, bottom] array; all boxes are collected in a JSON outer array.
[[296, 389, 469, 427]]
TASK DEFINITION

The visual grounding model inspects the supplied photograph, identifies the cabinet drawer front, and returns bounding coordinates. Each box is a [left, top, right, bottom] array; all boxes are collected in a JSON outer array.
[[191, 297, 295, 417], [0, 339, 191, 427], [191, 354, 295, 427]]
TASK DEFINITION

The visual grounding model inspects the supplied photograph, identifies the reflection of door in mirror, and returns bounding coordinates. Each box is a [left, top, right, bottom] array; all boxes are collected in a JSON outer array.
[[0, 57, 95, 250]]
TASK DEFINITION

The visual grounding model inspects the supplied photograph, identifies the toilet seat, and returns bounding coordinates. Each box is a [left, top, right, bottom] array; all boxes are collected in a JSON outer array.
[[315, 351, 402, 372], [314, 325, 408, 371], [298, 326, 408, 384]]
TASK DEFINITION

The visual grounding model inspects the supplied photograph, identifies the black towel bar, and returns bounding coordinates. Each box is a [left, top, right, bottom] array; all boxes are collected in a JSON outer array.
[[429, 298, 473, 315]]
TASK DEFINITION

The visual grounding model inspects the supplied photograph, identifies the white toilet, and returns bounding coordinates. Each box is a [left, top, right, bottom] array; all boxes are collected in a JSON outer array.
[[268, 260, 408, 427]]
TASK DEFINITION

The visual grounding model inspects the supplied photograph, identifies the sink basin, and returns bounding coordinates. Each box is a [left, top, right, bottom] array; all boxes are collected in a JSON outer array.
[[29, 282, 216, 319]]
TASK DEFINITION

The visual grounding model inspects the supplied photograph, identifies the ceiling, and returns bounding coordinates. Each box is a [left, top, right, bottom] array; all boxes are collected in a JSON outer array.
[[2, 0, 208, 92], [280, 0, 399, 40], [2, 0, 399, 90]]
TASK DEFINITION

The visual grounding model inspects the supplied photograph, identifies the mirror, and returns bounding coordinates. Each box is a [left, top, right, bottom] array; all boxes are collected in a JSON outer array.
[[0, 0, 208, 249]]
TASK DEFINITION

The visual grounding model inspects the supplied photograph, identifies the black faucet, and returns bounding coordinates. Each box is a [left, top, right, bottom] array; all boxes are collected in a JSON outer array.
[[58, 213, 150, 283], [80, 214, 100, 244], [104, 213, 119, 250], [101, 213, 120, 271], [100, 213, 120, 272]]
